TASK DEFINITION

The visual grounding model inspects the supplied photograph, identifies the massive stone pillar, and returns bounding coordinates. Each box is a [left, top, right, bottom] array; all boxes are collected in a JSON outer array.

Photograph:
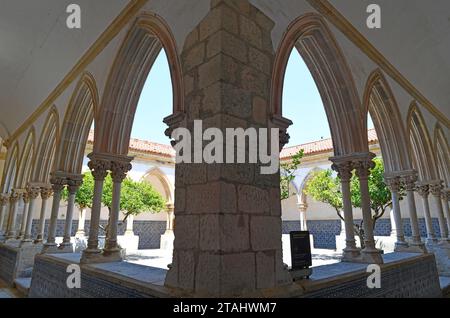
[[385, 176, 409, 250], [103, 158, 132, 261], [401, 172, 427, 252], [35, 187, 53, 243], [22, 186, 40, 245], [6, 190, 21, 240], [416, 183, 437, 244], [354, 153, 383, 264], [331, 159, 360, 262], [429, 181, 449, 242], [0, 193, 9, 238], [17, 192, 30, 240], [80, 154, 109, 263], [164, 0, 291, 296], [59, 176, 83, 252], [42, 175, 66, 253]]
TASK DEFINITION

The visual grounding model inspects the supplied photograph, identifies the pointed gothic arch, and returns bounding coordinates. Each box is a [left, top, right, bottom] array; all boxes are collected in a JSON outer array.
[[363, 69, 411, 173], [95, 12, 184, 155], [1, 142, 19, 193], [32, 107, 59, 184], [271, 13, 366, 156], [142, 167, 174, 203], [407, 103, 438, 181], [55, 72, 98, 175], [15, 128, 35, 189], [434, 123, 450, 187]]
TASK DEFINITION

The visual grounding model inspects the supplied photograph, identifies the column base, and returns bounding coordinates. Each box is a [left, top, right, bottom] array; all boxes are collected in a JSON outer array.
[[393, 241, 410, 252], [426, 237, 439, 245], [4, 238, 21, 247], [341, 247, 361, 263], [41, 243, 60, 254], [74, 231, 85, 239], [80, 248, 124, 264], [19, 239, 34, 248], [58, 242, 74, 253], [34, 235, 44, 244], [407, 242, 428, 253], [361, 248, 384, 264], [102, 248, 124, 262]]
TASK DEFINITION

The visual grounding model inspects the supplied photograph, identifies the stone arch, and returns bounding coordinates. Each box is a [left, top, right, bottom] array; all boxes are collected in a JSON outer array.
[[434, 123, 450, 187], [32, 107, 60, 184], [15, 128, 35, 188], [142, 167, 174, 203], [363, 69, 412, 173], [407, 103, 438, 181], [95, 12, 184, 155], [1, 142, 19, 193], [55, 72, 98, 175], [297, 167, 324, 204], [271, 13, 366, 156]]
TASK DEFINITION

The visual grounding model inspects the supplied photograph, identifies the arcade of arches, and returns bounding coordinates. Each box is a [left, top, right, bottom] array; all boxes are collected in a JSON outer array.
[[0, 0, 449, 298]]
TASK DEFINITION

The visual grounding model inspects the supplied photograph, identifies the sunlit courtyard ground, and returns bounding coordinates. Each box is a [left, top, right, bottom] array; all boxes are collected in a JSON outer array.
[[125, 248, 342, 270]]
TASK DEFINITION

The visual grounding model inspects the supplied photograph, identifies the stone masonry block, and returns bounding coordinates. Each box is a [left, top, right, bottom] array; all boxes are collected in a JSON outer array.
[[199, 5, 238, 41], [176, 164, 207, 186], [252, 96, 267, 125], [221, 214, 250, 252], [198, 54, 239, 89], [250, 216, 282, 251], [186, 182, 236, 214], [206, 30, 247, 63], [249, 46, 271, 75], [178, 250, 196, 291], [199, 214, 221, 251], [256, 251, 275, 289], [269, 187, 281, 216], [195, 252, 221, 294], [240, 15, 262, 49], [174, 215, 199, 249], [221, 252, 255, 295], [183, 42, 205, 72], [174, 187, 186, 213], [238, 184, 269, 214]]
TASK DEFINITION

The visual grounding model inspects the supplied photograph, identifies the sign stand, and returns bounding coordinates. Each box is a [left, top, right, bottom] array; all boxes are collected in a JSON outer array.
[[289, 231, 313, 281]]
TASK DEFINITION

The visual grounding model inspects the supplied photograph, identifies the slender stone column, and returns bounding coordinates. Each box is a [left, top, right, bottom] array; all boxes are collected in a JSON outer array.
[[354, 154, 383, 264], [401, 173, 426, 252], [6, 190, 21, 240], [429, 181, 449, 241], [385, 176, 409, 249], [416, 183, 437, 243], [103, 159, 132, 261], [331, 160, 360, 262], [17, 192, 30, 240], [125, 214, 135, 236], [164, 203, 175, 234], [35, 187, 53, 243], [42, 176, 66, 252], [75, 208, 87, 238], [442, 189, 450, 240], [22, 186, 40, 245], [80, 156, 109, 263], [59, 178, 82, 252], [0, 194, 9, 237], [297, 203, 308, 231]]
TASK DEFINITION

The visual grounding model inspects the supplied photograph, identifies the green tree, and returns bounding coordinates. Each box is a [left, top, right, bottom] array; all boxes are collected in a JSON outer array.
[[305, 158, 399, 249], [102, 175, 166, 223], [61, 172, 94, 209], [280, 150, 304, 200]]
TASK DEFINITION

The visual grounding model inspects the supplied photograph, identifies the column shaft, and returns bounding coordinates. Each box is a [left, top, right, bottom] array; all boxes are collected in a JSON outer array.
[[430, 182, 448, 240], [35, 188, 52, 243], [416, 184, 436, 243], [17, 193, 29, 239], [75, 208, 86, 238], [43, 180, 65, 250], [6, 191, 21, 239]]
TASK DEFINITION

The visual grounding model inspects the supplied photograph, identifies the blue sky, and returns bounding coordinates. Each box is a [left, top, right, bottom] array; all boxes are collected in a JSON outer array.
[[131, 49, 373, 146]]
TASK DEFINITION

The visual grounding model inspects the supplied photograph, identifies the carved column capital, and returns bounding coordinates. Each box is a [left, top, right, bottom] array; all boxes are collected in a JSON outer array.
[[50, 176, 66, 192], [9, 191, 21, 204], [353, 158, 375, 180], [400, 173, 418, 191], [22, 192, 30, 204], [429, 181, 443, 197], [0, 194, 10, 205], [67, 178, 83, 195], [271, 114, 293, 150], [441, 189, 450, 201], [27, 186, 41, 200], [331, 161, 353, 182], [110, 160, 132, 183], [297, 203, 308, 212], [385, 176, 402, 193], [416, 184, 430, 198], [88, 159, 110, 181], [163, 112, 187, 147], [40, 187, 53, 200]]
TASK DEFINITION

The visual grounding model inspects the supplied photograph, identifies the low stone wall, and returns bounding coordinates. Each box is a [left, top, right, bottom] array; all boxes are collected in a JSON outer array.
[[300, 253, 442, 298], [28, 252, 442, 298], [0, 243, 42, 286]]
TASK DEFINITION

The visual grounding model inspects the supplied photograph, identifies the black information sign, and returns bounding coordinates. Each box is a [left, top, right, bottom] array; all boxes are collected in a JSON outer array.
[[290, 231, 312, 270]]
